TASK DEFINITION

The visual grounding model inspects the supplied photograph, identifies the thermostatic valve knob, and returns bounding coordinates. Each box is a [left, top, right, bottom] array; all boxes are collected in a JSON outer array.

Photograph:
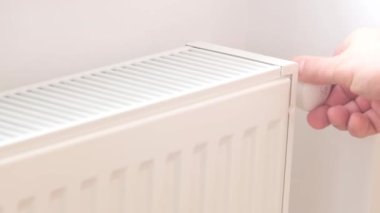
[[296, 82, 332, 111]]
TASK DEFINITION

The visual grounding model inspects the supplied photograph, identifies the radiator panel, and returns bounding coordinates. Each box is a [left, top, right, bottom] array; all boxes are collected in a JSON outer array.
[[0, 78, 290, 213]]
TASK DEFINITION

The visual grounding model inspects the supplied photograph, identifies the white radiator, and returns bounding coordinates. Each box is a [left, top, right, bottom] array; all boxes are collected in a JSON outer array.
[[0, 42, 297, 213]]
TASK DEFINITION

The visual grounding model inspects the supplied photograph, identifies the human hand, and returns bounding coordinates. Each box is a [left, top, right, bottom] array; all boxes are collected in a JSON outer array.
[[294, 28, 380, 138]]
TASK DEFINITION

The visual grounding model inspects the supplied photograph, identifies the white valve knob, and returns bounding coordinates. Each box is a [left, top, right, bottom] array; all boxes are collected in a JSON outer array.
[[297, 82, 332, 111]]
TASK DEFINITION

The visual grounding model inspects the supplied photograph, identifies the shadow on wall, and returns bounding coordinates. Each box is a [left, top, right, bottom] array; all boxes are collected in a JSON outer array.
[[291, 109, 374, 213]]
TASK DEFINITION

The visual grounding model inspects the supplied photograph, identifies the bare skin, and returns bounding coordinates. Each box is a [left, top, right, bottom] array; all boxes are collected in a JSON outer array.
[[294, 28, 380, 138]]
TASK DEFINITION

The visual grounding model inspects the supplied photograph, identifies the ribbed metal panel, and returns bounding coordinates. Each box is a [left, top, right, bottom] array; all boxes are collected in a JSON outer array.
[[0, 47, 277, 144]]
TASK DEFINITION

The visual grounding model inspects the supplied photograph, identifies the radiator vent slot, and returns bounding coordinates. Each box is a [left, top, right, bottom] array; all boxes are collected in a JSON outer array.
[[0, 46, 278, 144]]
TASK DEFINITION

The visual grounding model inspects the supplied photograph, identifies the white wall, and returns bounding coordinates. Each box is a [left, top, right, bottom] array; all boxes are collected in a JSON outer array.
[[246, 0, 380, 213], [0, 0, 249, 91], [1, 1, 380, 213]]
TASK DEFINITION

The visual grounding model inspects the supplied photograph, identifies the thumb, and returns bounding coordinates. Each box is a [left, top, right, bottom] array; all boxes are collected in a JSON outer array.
[[294, 55, 350, 88]]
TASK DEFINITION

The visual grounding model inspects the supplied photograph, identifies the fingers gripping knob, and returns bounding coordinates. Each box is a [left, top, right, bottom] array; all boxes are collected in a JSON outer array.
[[296, 82, 332, 111]]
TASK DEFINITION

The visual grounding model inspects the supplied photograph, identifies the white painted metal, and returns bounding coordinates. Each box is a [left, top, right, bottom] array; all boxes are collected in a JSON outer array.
[[0, 43, 297, 213]]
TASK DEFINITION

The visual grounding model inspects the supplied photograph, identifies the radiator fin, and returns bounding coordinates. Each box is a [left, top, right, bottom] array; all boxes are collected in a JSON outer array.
[[109, 169, 127, 213], [215, 136, 232, 213], [18, 198, 34, 213], [137, 161, 154, 213], [191, 144, 207, 213], [238, 128, 257, 213], [0, 47, 278, 144], [266, 119, 287, 213], [163, 152, 181, 213], [49, 189, 66, 213], [81, 179, 97, 213]]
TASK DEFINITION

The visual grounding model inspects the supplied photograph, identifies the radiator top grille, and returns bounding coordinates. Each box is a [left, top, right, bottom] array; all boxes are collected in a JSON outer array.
[[0, 46, 278, 144]]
